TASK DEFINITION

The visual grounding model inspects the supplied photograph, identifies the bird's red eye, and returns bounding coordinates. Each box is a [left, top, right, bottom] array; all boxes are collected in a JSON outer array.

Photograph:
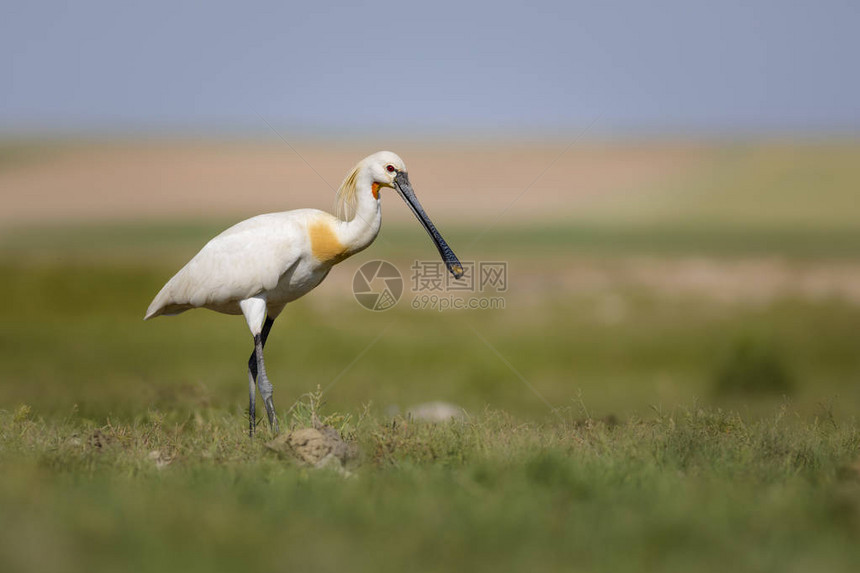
[[386, 165, 396, 173]]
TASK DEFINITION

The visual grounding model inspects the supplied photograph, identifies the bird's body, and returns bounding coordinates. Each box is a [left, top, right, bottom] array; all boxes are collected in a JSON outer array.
[[145, 151, 463, 436], [145, 209, 370, 318]]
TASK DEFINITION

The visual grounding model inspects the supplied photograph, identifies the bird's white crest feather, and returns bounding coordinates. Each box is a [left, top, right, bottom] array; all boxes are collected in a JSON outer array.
[[335, 161, 361, 222]]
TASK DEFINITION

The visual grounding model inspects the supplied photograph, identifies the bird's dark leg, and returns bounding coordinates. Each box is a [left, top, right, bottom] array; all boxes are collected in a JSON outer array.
[[249, 317, 279, 434], [247, 370, 256, 437], [247, 316, 274, 437], [254, 334, 280, 435], [247, 317, 274, 380]]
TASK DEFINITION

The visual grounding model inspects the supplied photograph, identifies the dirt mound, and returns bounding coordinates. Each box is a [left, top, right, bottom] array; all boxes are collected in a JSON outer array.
[[266, 425, 357, 473]]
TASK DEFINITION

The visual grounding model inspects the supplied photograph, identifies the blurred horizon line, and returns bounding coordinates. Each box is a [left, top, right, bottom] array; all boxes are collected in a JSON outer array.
[[2, 121, 859, 146]]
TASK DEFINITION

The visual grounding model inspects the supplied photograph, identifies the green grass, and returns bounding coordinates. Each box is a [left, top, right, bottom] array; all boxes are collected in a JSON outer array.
[[2, 404, 859, 573]]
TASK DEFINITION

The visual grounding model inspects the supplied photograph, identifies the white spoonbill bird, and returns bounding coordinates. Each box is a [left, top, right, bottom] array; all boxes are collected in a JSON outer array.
[[145, 151, 464, 436]]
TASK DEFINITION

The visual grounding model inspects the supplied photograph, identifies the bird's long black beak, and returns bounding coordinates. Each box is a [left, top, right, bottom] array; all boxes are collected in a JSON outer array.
[[394, 171, 464, 279]]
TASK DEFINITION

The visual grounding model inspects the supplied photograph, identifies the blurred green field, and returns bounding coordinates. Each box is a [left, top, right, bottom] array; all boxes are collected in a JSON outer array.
[[1, 140, 860, 572]]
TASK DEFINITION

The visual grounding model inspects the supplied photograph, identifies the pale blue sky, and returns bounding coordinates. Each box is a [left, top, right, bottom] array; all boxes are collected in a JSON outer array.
[[2, 1, 858, 136]]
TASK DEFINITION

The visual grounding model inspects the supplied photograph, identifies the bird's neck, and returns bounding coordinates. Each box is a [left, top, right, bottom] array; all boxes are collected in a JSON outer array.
[[337, 172, 382, 254]]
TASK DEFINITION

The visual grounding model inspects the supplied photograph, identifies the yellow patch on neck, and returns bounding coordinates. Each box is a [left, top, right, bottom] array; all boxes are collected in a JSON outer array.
[[309, 219, 349, 264], [371, 182, 380, 199]]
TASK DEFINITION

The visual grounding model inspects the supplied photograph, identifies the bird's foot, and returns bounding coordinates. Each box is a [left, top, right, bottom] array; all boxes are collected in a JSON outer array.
[[264, 397, 280, 435]]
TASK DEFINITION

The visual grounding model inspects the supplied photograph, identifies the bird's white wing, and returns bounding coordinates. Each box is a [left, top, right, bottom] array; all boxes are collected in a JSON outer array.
[[144, 211, 312, 319]]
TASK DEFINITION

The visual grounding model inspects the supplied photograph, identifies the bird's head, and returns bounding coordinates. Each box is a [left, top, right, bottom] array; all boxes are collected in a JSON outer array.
[[356, 151, 464, 279], [364, 150, 407, 191]]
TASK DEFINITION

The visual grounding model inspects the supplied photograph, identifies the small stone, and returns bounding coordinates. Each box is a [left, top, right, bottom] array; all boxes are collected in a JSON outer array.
[[406, 401, 466, 423], [148, 449, 173, 469]]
